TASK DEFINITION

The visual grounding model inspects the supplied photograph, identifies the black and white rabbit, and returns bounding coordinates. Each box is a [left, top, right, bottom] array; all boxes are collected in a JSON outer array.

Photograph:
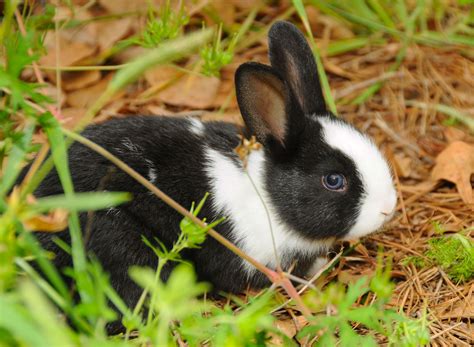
[[32, 21, 396, 331]]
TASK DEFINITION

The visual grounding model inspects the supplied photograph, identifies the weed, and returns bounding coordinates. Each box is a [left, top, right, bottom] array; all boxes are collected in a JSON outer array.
[[133, 1, 189, 49], [300, 256, 430, 346], [200, 24, 234, 77], [401, 255, 426, 268], [426, 233, 474, 283]]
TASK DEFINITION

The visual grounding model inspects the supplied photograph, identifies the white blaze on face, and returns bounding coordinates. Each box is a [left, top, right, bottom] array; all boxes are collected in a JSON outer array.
[[317, 117, 397, 239]]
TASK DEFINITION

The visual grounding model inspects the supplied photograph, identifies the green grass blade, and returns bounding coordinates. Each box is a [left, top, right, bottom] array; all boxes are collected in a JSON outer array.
[[405, 101, 474, 133], [41, 114, 90, 303], [21, 231, 72, 302], [367, 0, 395, 29], [32, 192, 131, 213], [293, 0, 338, 114], [310, 0, 402, 37], [20, 280, 76, 346], [417, 31, 474, 47], [349, 0, 380, 24], [0, 296, 50, 347], [394, 0, 408, 29], [352, 1, 424, 104], [0, 123, 34, 198], [326, 37, 379, 56]]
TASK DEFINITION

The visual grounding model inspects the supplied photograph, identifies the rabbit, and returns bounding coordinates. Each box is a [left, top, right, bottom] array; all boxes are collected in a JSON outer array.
[[31, 21, 397, 333]]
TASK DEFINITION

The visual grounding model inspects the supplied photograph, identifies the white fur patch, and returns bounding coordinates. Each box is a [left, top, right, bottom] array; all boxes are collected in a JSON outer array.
[[122, 138, 142, 153], [145, 159, 157, 183], [306, 257, 329, 278], [106, 207, 120, 216], [204, 148, 333, 275], [188, 117, 205, 136], [317, 117, 397, 239]]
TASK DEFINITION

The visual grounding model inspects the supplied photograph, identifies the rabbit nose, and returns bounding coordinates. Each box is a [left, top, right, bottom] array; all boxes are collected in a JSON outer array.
[[381, 207, 395, 218]]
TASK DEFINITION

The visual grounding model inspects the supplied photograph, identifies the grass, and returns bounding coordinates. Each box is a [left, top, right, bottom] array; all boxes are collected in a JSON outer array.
[[1, 0, 473, 345], [426, 233, 474, 283]]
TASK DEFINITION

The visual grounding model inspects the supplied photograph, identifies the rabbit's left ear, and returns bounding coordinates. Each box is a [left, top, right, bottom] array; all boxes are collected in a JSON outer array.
[[268, 21, 326, 115]]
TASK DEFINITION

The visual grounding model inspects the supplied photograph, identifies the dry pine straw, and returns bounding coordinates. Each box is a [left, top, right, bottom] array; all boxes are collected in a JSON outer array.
[[24, 2, 473, 345], [323, 44, 474, 345]]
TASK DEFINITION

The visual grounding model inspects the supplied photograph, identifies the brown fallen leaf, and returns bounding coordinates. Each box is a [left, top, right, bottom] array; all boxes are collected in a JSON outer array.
[[38, 83, 66, 107], [67, 74, 121, 109], [40, 34, 97, 69], [144, 65, 181, 88], [437, 295, 474, 320], [270, 316, 308, 345], [154, 72, 221, 109], [98, 0, 150, 13], [93, 17, 133, 52], [201, 110, 243, 125], [431, 141, 474, 205], [7, 190, 69, 233], [62, 70, 102, 92], [444, 126, 467, 143], [393, 152, 413, 178], [23, 209, 69, 233], [59, 107, 87, 129], [235, 135, 262, 167]]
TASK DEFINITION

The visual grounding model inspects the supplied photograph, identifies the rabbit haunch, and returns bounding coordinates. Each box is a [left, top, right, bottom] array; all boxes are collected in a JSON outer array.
[[203, 115, 396, 275]]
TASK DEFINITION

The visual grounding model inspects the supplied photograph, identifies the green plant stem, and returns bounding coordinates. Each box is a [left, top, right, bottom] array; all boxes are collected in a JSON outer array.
[[35, 64, 128, 71], [405, 101, 474, 133]]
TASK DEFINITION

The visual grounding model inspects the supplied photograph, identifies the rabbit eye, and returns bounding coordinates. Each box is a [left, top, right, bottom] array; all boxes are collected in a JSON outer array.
[[322, 173, 347, 192]]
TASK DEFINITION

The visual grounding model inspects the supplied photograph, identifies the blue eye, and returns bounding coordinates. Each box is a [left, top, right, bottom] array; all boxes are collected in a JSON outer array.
[[322, 173, 346, 191]]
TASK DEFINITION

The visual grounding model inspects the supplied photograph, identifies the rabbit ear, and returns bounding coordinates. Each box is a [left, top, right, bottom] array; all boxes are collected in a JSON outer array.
[[235, 62, 294, 145], [268, 21, 326, 115]]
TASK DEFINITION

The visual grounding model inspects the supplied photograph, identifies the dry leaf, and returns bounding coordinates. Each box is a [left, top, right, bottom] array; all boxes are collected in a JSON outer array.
[[113, 46, 148, 64], [67, 74, 120, 108], [231, 0, 264, 10], [431, 141, 474, 204], [270, 316, 308, 345], [444, 126, 467, 143], [337, 270, 373, 285], [155, 73, 220, 109], [39, 37, 97, 68], [62, 70, 102, 91], [94, 17, 133, 52], [209, 1, 235, 27], [201, 111, 243, 125], [144, 65, 180, 87], [38, 83, 66, 107], [393, 153, 413, 178], [99, 0, 150, 13], [438, 295, 474, 319], [235, 135, 262, 167], [24, 209, 69, 233], [60, 107, 87, 129]]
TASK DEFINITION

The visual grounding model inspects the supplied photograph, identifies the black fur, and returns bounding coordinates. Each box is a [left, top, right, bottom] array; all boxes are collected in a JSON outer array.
[[29, 21, 369, 334]]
